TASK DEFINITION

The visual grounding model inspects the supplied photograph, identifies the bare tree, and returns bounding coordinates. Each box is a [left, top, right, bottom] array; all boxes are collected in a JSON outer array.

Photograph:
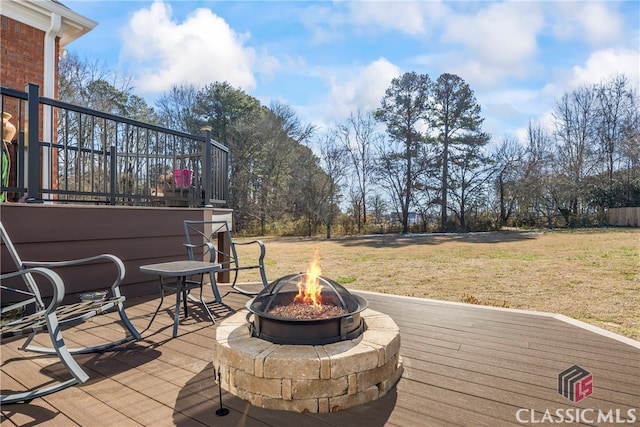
[[368, 193, 388, 227], [155, 84, 200, 133], [521, 120, 556, 228], [491, 137, 526, 226], [270, 101, 315, 144], [316, 132, 349, 238], [58, 53, 155, 200], [448, 135, 493, 231], [374, 136, 410, 227], [552, 86, 599, 219], [337, 109, 380, 232], [59, 52, 134, 110], [595, 75, 639, 180]]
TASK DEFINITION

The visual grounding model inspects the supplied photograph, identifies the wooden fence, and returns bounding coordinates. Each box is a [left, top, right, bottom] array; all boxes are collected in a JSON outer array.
[[607, 207, 640, 227]]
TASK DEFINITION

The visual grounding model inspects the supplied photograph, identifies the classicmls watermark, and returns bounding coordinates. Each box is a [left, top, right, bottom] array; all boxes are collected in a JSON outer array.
[[516, 408, 638, 424], [558, 365, 593, 402], [515, 365, 638, 424]]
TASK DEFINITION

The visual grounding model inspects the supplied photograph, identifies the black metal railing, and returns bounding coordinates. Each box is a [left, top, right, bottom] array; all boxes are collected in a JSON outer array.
[[1, 83, 228, 207]]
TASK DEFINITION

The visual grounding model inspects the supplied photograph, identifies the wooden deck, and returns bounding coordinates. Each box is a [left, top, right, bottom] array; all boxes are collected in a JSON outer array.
[[2, 286, 638, 426]]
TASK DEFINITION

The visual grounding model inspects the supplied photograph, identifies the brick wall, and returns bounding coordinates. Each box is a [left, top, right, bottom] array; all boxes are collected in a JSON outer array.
[[1, 16, 46, 91], [1, 14, 60, 199]]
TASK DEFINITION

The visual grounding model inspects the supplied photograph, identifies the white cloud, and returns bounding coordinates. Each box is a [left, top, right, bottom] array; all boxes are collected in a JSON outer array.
[[347, 1, 430, 36], [551, 2, 624, 46], [299, 4, 344, 45], [301, 1, 447, 44], [327, 58, 401, 122], [569, 48, 640, 90], [415, 2, 547, 90], [108, 0, 636, 143], [442, 2, 543, 71], [120, 0, 268, 94], [514, 46, 640, 145], [538, 46, 640, 102]]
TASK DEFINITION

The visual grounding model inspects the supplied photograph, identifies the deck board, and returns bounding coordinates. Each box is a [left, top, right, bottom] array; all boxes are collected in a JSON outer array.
[[2, 289, 638, 426]]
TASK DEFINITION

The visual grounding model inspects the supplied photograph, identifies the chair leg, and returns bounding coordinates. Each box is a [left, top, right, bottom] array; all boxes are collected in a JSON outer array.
[[46, 313, 90, 384], [208, 271, 222, 302], [2, 312, 89, 404], [231, 267, 264, 296], [259, 265, 269, 289], [198, 283, 216, 324], [173, 281, 183, 338], [24, 299, 142, 354], [57, 299, 141, 353], [116, 299, 142, 341], [1, 378, 80, 405], [144, 288, 166, 334], [182, 290, 189, 317]]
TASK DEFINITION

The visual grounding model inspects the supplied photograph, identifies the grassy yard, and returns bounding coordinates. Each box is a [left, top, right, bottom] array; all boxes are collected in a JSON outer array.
[[237, 228, 640, 340]]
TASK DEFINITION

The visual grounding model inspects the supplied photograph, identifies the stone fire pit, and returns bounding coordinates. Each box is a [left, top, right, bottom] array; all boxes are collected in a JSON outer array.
[[213, 308, 403, 413]]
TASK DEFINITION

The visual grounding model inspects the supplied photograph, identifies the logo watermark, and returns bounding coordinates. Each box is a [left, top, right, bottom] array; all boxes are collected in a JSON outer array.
[[515, 365, 637, 424], [515, 408, 637, 424], [558, 365, 593, 402]]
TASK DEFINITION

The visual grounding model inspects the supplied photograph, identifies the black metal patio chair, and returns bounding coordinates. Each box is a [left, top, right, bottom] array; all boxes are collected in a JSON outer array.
[[183, 220, 269, 299]]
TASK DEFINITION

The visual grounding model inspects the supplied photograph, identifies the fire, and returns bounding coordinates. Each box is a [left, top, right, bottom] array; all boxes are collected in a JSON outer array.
[[294, 250, 323, 307]]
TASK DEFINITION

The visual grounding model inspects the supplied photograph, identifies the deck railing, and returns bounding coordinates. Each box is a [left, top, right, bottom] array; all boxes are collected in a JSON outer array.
[[1, 83, 228, 207]]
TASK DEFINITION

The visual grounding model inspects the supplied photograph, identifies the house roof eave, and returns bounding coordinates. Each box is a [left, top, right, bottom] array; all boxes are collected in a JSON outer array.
[[1, 0, 98, 46]]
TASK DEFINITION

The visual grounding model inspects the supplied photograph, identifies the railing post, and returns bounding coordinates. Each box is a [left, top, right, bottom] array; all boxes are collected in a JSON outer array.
[[16, 131, 25, 192], [109, 145, 117, 205], [224, 148, 229, 204], [25, 83, 41, 201], [203, 129, 212, 207]]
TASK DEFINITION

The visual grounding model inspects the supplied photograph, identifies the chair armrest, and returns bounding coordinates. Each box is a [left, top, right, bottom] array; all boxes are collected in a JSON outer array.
[[184, 242, 207, 250], [184, 242, 217, 263], [21, 254, 126, 298], [1, 268, 64, 316], [234, 240, 267, 261]]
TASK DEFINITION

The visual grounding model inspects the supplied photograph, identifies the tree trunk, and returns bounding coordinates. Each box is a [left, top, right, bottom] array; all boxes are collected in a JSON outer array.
[[441, 138, 449, 232]]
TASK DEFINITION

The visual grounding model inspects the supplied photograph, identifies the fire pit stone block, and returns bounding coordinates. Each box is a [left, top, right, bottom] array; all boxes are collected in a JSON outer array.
[[234, 370, 283, 398], [356, 351, 400, 392], [291, 376, 348, 399], [329, 384, 379, 412], [362, 330, 401, 366], [214, 309, 403, 413], [214, 333, 275, 376], [360, 308, 399, 329], [262, 345, 321, 379], [326, 341, 380, 378], [314, 346, 332, 379]]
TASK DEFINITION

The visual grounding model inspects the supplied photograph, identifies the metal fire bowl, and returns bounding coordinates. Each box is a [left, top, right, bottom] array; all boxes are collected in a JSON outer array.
[[246, 291, 369, 345]]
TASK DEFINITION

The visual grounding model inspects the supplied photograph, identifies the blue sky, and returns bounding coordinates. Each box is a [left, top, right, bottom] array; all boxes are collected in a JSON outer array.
[[62, 0, 640, 144]]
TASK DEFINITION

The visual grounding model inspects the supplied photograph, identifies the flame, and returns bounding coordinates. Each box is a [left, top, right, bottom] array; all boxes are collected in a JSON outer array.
[[294, 250, 323, 307]]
